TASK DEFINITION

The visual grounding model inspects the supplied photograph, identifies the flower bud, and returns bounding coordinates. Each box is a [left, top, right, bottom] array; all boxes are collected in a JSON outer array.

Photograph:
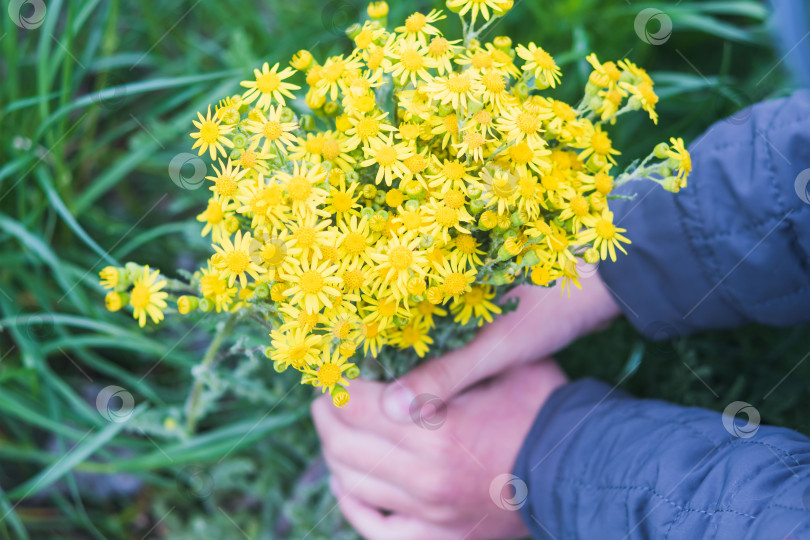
[[177, 295, 199, 314], [299, 114, 316, 131], [254, 282, 271, 299], [344, 364, 360, 379], [654, 142, 670, 159], [231, 130, 248, 148], [199, 297, 215, 312], [367, 1, 389, 18], [332, 388, 350, 408], [290, 49, 313, 71], [584, 247, 600, 264]]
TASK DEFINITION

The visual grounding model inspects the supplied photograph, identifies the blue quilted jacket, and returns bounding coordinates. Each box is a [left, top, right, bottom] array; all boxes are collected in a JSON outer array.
[[514, 7, 810, 538]]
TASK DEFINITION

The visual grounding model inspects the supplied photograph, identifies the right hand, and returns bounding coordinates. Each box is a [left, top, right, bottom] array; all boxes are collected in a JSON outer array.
[[381, 270, 622, 422]]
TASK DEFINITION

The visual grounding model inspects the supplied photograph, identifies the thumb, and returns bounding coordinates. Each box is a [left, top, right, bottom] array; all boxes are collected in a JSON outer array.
[[381, 350, 470, 424]]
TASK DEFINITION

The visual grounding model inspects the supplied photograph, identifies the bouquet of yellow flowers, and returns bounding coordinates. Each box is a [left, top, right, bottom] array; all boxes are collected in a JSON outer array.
[[99, 0, 691, 411]]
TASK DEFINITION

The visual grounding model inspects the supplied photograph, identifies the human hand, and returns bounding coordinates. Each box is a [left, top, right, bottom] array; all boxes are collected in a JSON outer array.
[[381, 270, 620, 421], [311, 359, 568, 540]]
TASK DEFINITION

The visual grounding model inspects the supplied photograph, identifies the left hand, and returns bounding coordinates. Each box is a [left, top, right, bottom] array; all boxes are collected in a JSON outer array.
[[311, 359, 568, 540]]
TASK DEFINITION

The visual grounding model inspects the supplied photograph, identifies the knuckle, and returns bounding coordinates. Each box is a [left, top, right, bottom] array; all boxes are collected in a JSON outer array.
[[416, 470, 453, 503]]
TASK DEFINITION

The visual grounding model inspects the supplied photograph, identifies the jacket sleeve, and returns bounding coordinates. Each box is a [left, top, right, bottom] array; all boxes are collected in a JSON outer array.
[[514, 379, 810, 539], [598, 89, 810, 339]]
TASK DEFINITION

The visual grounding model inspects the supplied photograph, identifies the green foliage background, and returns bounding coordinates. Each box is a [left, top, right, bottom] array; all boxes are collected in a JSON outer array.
[[0, 0, 808, 538]]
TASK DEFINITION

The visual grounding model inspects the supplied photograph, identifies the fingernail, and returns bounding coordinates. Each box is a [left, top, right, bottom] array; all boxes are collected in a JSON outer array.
[[382, 384, 414, 423]]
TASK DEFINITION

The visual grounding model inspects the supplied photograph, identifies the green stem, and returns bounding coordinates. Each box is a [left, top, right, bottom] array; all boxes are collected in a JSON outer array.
[[184, 313, 238, 434]]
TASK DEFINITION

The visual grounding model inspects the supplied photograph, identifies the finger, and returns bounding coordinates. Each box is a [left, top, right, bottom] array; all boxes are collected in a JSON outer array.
[[379, 288, 560, 423], [313, 380, 427, 443], [332, 480, 450, 540], [314, 398, 432, 488], [327, 465, 427, 518]]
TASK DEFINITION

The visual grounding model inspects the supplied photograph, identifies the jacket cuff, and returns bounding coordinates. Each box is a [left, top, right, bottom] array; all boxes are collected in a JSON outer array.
[[513, 378, 627, 539]]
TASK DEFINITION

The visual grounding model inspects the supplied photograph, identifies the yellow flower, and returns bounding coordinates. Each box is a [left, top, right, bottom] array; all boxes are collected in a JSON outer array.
[[302, 348, 355, 394], [99, 266, 121, 289], [367, 1, 389, 18], [389, 320, 433, 357], [105, 291, 125, 312], [128, 266, 168, 327], [190, 106, 234, 160], [620, 80, 659, 124], [394, 9, 445, 45], [451, 233, 485, 269], [475, 167, 519, 215], [579, 208, 631, 262], [368, 232, 428, 299], [275, 161, 328, 216], [344, 111, 397, 150], [422, 199, 473, 243], [496, 104, 549, 148], [234, 175, 287, 229], [427, 36, 461, 75], [213, 230, 265, 288], [282, 257, 342, 314], [207, 159, 247, 201], [577, 122, 620, 166], [433, 258, 476, 300], [516, 43, 562, 88], [246, 105, 299, 155], [446, 0, 508, 24], [423, 70, 483, 111], [287, 213, 336, 260], [361, 133, 414, 186], [315, 54, 364, 101], [269, 328, 324, 370], [361, 294, 410, 331], [336, 215, 375, 270], [450, 284, 501, 326], [585, 53, 622, 91], [667, 137, 691, 187], [241, 62, 300, 109], [386, 41, 437, 86]]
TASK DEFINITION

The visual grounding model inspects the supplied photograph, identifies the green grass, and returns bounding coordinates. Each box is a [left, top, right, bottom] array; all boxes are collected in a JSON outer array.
[[1, 0, 807, 538]]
